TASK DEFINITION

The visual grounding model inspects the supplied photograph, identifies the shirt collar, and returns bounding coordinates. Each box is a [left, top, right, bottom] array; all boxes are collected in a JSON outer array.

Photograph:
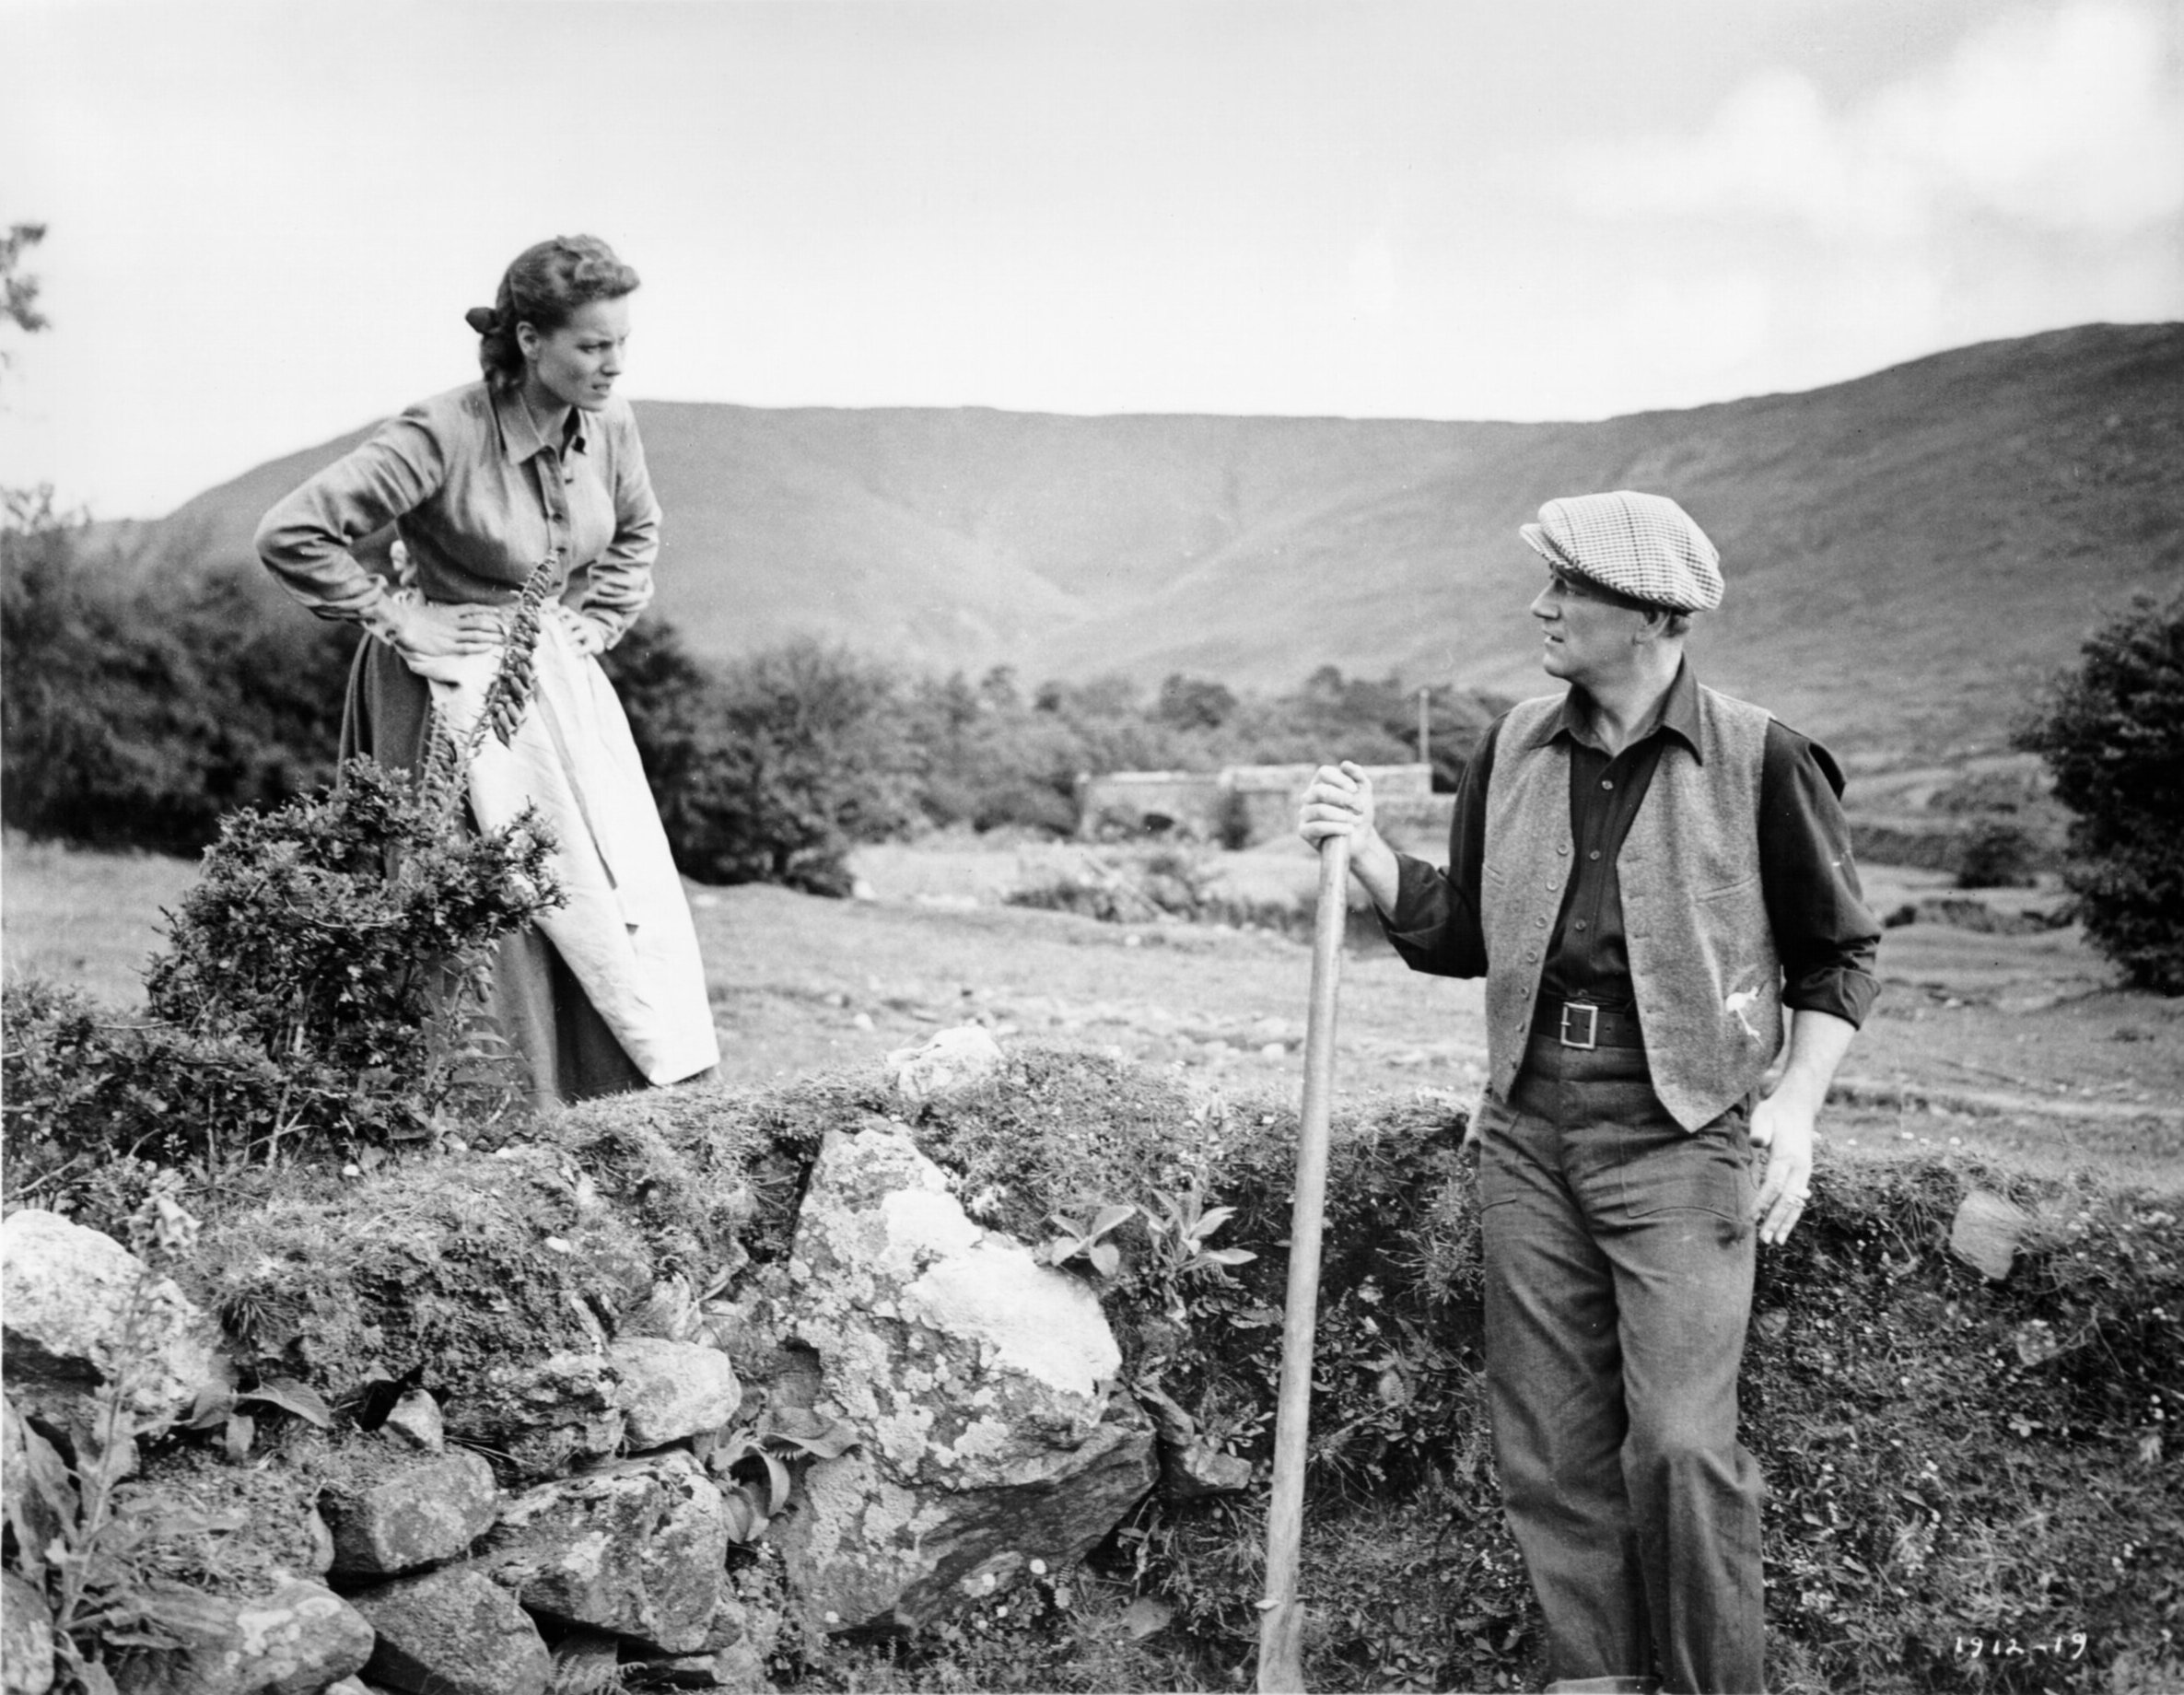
[[492, 385, 590, 464], [1554, 660, 1704, 762]]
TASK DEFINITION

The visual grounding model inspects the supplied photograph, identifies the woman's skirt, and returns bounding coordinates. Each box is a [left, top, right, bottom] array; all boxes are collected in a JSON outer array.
[[341, 633, 683, 1108]]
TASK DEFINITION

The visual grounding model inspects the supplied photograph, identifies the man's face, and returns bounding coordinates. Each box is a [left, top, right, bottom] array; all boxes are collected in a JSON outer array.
[[1528, 567, 1652, 687]]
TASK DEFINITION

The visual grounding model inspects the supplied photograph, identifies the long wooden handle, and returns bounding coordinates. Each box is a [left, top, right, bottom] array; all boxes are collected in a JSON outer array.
[[1256, 832, 1350, 1694]]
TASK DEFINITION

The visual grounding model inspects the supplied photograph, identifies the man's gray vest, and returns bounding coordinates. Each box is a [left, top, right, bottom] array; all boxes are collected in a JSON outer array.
[[1481, 685, 1783, 1131]]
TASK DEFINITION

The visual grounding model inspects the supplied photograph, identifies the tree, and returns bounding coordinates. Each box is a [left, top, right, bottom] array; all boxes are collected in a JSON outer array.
[[0, 502, 350, 853], [1156, 672, 1238, 731], [606, 631, 917, 894], [2017, 591, 2184, 993]]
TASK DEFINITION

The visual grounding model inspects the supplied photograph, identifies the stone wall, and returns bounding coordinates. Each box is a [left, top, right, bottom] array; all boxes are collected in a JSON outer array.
[[0, 1033, 1217, 1695], [1079, 762, 1438, 848]]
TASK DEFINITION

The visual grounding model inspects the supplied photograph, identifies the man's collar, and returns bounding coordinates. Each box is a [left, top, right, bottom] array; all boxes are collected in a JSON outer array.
[[1554, 660, 1704, 761], [492, 386, 590, 464]]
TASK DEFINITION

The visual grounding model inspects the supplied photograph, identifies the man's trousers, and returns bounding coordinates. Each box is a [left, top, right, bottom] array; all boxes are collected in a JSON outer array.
[[1475, 1036, 1766, 1695]]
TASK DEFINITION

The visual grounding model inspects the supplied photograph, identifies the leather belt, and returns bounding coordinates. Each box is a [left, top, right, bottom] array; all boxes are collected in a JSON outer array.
[[1532, 1000, 1645, 1050]]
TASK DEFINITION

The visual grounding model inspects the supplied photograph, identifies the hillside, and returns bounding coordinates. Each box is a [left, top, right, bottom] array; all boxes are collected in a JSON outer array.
[[120, 322, 2182, 757]]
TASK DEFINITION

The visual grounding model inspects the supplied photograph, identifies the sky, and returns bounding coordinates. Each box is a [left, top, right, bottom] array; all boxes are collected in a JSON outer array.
[[3, 0, 2180, 520]]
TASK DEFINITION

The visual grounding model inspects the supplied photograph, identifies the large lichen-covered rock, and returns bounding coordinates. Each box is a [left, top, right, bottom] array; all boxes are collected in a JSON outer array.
[[477, 1452, 728, 1654], [322, 1450, 500, 1578], [443, 1351, 623, 1482], [1, 1210, 221, 1445], [110, 1579, 373, 1695], [609, 1337, 742, 1451], [349, 1563, 550, 1695], [774, 1123, 1157, 1633]]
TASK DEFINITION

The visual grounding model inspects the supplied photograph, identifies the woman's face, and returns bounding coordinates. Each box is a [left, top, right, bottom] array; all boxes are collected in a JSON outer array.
[[520, 297, 629, 413]]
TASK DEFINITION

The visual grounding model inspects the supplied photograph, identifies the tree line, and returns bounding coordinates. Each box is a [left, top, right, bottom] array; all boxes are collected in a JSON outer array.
[[0, 507, 1501, 891]]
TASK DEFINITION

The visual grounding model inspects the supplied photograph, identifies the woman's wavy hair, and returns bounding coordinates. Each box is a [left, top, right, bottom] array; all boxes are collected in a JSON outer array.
[[466, 236, 639, 391]]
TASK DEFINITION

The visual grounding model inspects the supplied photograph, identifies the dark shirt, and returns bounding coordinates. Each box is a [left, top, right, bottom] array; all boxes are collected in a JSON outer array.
[[1382, 663, 1881, 1028]]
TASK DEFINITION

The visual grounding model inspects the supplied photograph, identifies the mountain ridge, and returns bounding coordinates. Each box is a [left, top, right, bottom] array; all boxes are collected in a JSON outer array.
[[121, 321, 2183, 758]]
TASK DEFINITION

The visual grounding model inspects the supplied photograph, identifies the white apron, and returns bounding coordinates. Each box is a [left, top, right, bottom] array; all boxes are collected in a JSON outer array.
[[417, 617, 719, 1087]]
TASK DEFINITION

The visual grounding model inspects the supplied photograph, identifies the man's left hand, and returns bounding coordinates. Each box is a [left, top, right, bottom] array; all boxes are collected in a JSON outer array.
[[1748, 1091, 1816, 1246]]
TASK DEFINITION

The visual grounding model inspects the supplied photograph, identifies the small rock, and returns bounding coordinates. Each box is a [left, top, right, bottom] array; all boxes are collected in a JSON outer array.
[[619, 1275, 700, 1343], [2, 1570, 55, 1695], [1136, 1383, 1252, 1500], [884, 1025, 1004, 1106], [610, 1338, 742, 1451], [323, 1450, 500, 1577], [380, 1389, 444, 1454], [480, 1452, 728, 1654], [621, 1642, 769, 1690], [351, 1563, 551, 1695], [111, 1578, 373, 1695], [446, 1351, 623, 1482], [1950, 1189, 2031, 1281]]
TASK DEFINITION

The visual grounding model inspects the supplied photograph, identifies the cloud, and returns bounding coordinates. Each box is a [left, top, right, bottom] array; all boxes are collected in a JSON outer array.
[[1568, 0, 2184, 240]]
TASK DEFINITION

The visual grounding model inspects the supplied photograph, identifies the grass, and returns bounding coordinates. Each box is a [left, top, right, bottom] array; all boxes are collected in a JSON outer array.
[[14, 831, 2178, 1188]]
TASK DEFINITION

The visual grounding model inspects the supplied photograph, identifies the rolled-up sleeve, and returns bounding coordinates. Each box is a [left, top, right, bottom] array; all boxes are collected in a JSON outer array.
[[1378, 720, 1496, 980], [1761, 724, 1882, 1027], [253, 410, 447, 625], [574, 404, 660, 648]]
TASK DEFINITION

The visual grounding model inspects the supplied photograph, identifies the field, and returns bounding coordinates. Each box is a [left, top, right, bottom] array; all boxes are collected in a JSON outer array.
[[6, 830, 2180, 1191]]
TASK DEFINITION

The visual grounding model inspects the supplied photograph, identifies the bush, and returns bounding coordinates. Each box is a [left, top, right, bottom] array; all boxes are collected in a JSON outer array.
[[3, 759, 563, 1213], [2018, 592, 2184, 991], [0, 492, 351, 854], [1955, 818, 2039, 890], [609, 630, 917, 894]]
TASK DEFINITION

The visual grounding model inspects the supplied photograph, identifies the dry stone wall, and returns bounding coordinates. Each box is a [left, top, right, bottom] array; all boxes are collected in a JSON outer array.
[[0, 1031, 1227, 1695]]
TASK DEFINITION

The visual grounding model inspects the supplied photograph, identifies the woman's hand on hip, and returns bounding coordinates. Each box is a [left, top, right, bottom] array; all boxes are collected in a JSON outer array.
[[550, 602, 609, 658], [380, 600, 506, 667]]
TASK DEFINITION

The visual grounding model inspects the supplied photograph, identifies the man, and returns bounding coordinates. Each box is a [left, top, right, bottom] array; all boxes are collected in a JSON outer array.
[[1298, 490, 1879, 1695]]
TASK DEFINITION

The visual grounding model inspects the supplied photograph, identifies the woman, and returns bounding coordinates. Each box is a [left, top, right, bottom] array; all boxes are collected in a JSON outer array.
[[256, 234, 718, 1106]]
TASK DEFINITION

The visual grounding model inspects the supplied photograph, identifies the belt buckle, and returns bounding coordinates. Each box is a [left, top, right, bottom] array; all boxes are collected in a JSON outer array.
[[1559, 1002, 1600, 1050]]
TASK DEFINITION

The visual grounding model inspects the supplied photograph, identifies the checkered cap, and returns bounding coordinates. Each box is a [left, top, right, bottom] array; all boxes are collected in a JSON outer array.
[[1519, 490, 1723, 613]]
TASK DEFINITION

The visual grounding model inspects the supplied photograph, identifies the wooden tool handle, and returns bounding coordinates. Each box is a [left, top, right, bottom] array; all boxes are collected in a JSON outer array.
[[1256, 831, 1350, 1693]]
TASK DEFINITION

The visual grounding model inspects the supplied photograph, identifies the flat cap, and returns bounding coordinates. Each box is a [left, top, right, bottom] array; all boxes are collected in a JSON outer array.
[[1519, 490, 1723, 613]]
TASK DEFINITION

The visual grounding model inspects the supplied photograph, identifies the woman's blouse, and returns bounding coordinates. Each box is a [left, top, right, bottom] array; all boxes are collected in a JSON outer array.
[[254, 380, 660, 648]]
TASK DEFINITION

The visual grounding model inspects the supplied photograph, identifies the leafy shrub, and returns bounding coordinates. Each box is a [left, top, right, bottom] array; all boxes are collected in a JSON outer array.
[[1955, 818, 2039, 890], [3, 759, 563, 1210], [609, 629, 917, 894], [2018, 591, 2184, 991], [1, 492, 352, 855]]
